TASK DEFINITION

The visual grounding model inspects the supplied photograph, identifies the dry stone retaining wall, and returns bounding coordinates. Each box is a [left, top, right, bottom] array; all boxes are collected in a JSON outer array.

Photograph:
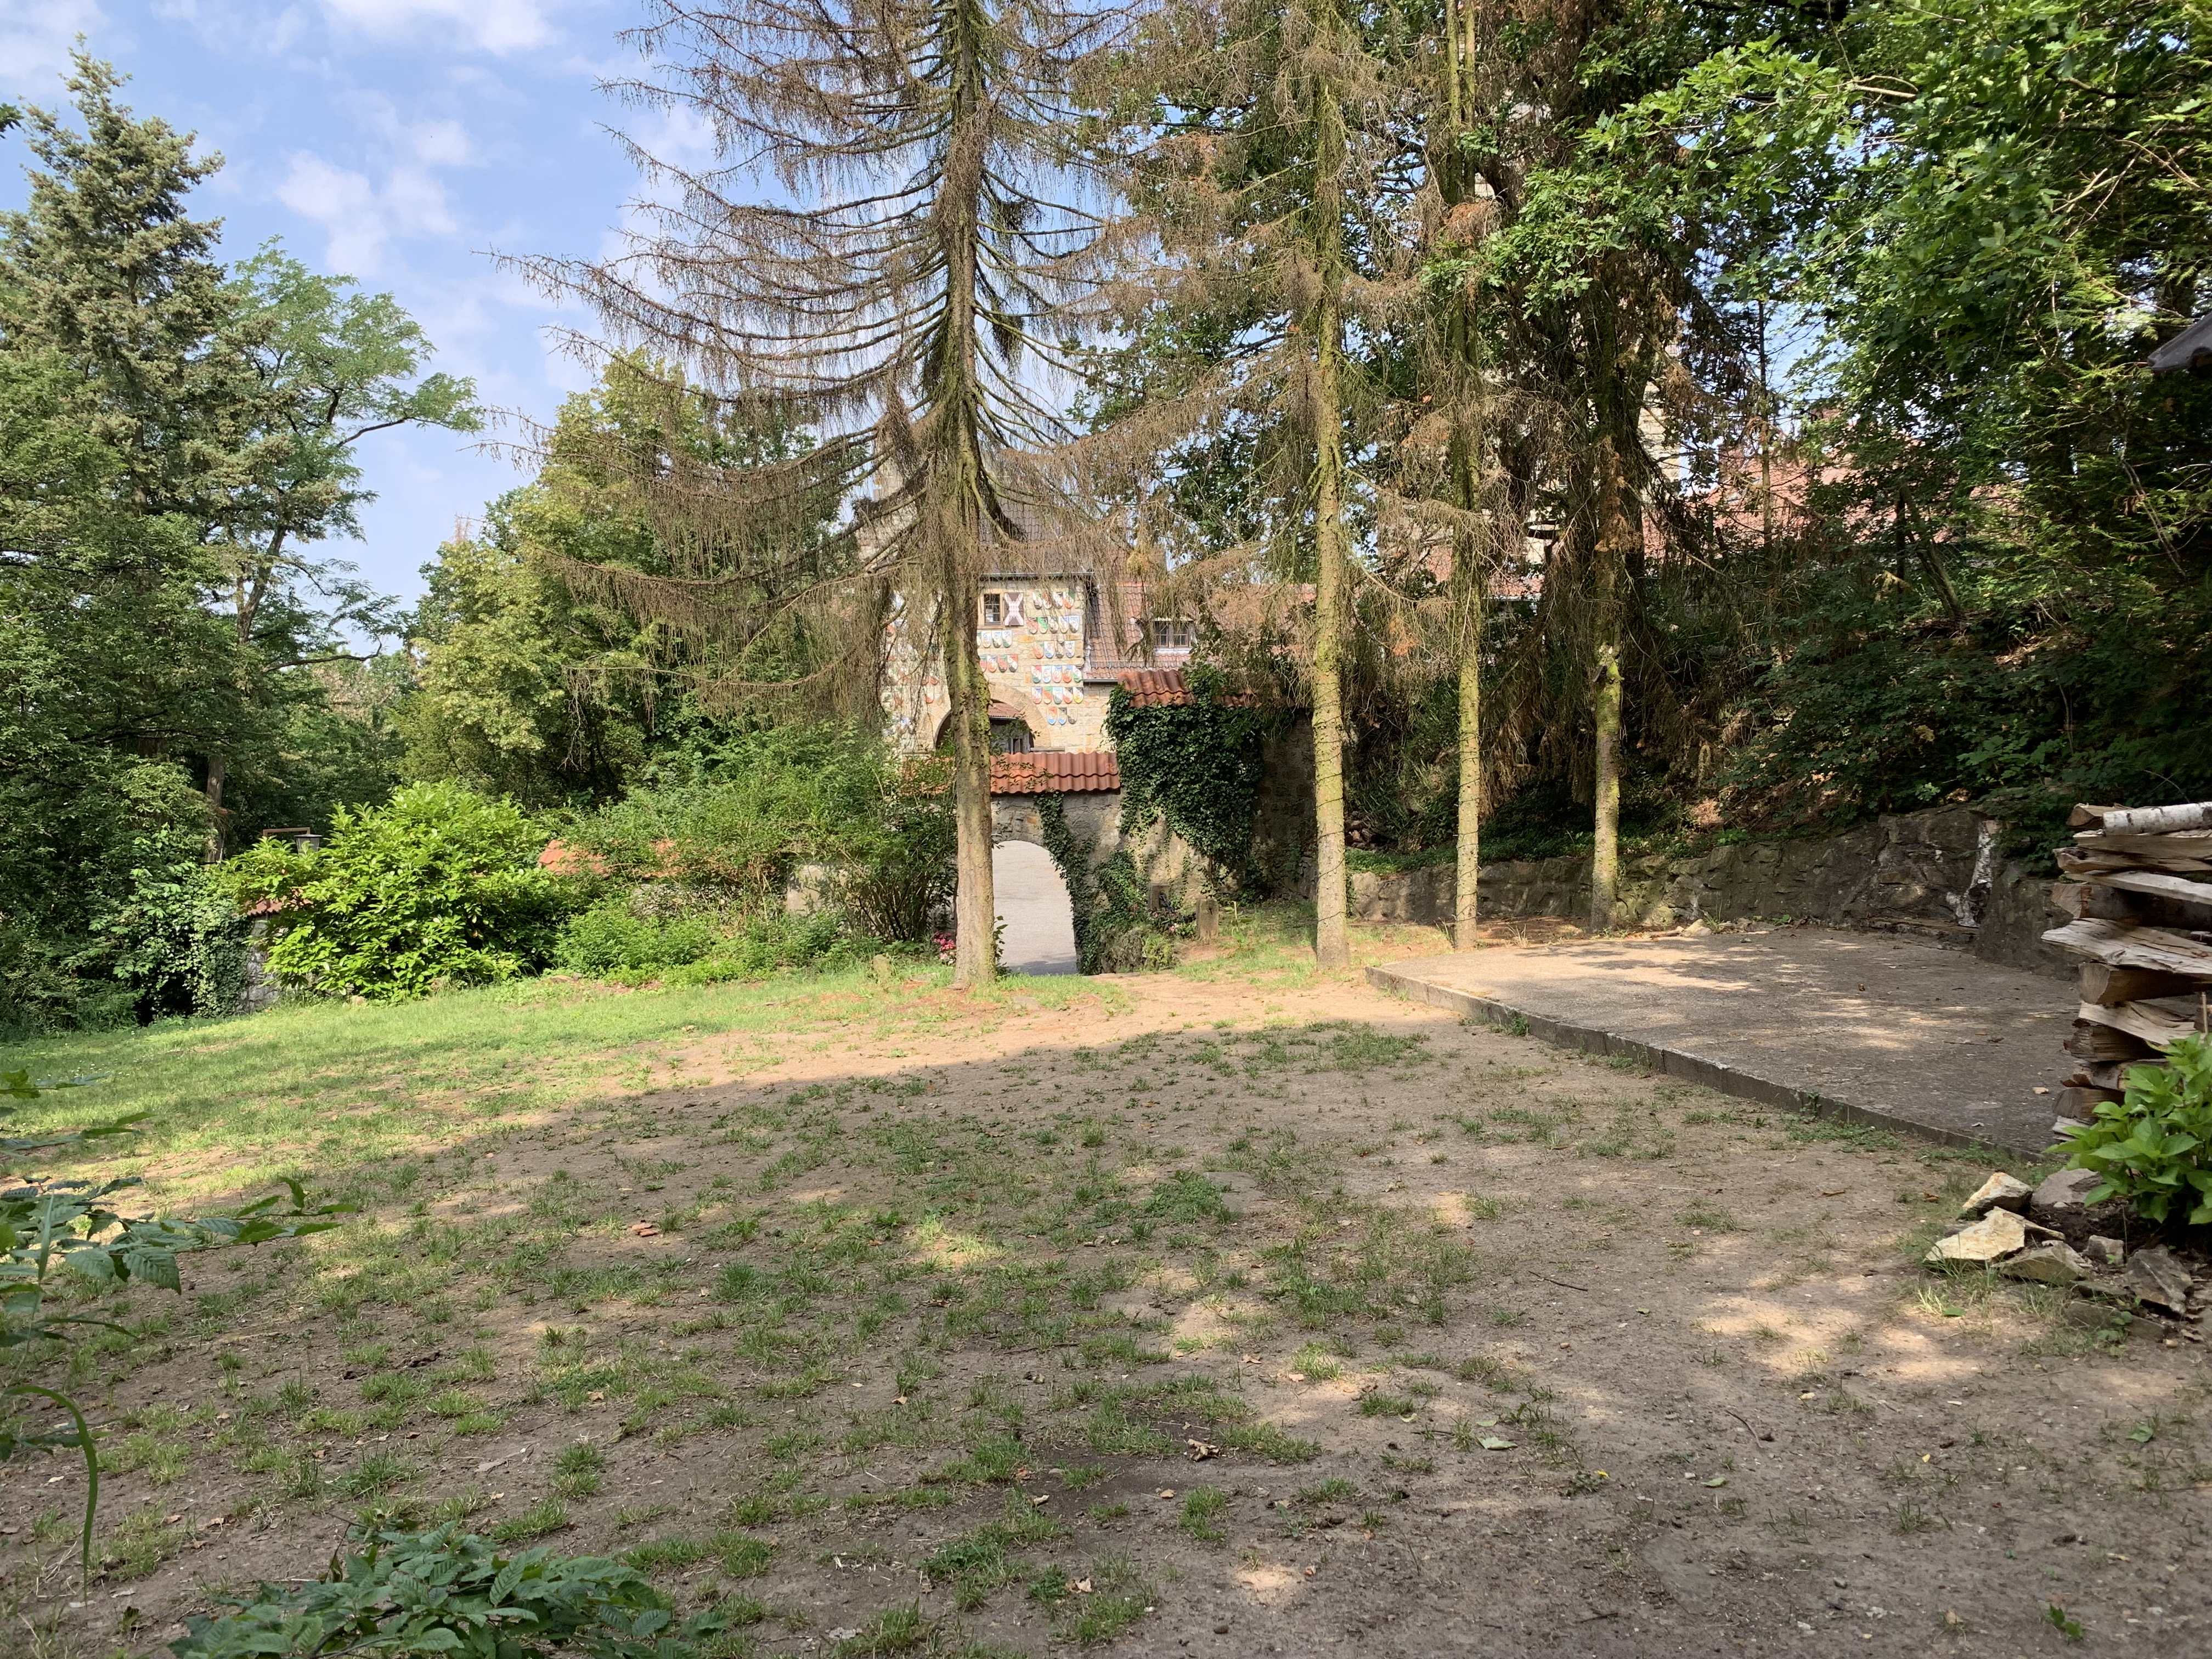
[[1347, 806, 2070, 977]]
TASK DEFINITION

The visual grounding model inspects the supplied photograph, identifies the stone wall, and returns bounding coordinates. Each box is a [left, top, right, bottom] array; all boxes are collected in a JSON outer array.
[[1346, 806, 2071, 977], [1249, 712, 1316, 896]]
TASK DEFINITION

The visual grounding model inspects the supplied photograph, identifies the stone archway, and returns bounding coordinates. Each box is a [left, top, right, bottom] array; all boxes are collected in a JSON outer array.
[[992, 841, 1077, 974]]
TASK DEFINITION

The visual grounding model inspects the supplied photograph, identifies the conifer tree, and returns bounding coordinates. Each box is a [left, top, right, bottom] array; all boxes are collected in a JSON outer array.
[[1081, 0, 1410, 970], [515, 0, 1115, 988]]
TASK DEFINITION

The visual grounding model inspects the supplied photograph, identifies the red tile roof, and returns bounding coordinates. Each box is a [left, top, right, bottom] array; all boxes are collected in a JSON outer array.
[[1114, 668, 1194, 707], [990, 751, 1122, 794]]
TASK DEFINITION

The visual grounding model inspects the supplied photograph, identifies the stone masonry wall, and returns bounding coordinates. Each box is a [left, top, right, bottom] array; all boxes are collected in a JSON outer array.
[[1347, 805, 2071, 977]]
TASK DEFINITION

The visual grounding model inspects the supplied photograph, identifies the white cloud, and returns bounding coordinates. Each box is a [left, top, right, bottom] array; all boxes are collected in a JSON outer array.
[[149, 0, 309, 54], [275, 149, 456, 274], [409, 116, 472, 166], [0, 0, 106, 98], [317, 0, 559, 55], [341, 89, 481, 167]]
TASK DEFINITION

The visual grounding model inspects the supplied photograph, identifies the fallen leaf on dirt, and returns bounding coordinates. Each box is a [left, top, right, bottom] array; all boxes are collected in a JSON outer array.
[[629, 1222, 660, 1237], [1703, 1476, 1728, 1488], [1074, 1579, 1093, 1594], [1157, 1488, 1176, 1499], [1479, 1437, 1515, 1451], [1187, 1440, 1219, 1459]]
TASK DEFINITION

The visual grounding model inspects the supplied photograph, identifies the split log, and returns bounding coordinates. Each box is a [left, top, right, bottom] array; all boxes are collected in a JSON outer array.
[[2078, 961, 2212, 1006], [2075, 998, 2201, 1046], [2067, 1019, 2157, 1062], [2067, 828, 2212, 871], [2068, 803, 2126, 830], [2058, 847, 2164, 875], [2061, 1086, 2123, 1116], [2063, 1059, 2155, 1092], [2087, 868, 2212, 909], [2041, 918, 2212, 977], [2051, 882, 2136, 921]]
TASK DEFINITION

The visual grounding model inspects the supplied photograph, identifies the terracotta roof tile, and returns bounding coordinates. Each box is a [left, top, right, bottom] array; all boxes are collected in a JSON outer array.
[[1113, 668, 1194, 707], [990, 750, 1121, 794]]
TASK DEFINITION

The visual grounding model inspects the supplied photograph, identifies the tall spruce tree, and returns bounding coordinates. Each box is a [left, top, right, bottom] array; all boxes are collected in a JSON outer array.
[[514, 0, 1116, 988], [1081, 0, 1412, 969]]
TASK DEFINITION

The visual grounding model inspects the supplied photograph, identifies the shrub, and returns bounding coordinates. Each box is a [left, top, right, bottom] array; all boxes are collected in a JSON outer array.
[[170, 1525, 721, 1658], [220, 782, 576, 1001], [2058, 1035, 2212, 1224], [555, 899, 717, 977], [665, 912, 873, 984], [564, 726, 952, 943]]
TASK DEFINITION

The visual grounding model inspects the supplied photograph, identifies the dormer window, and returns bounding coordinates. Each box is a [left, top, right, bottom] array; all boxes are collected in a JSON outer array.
[[1149, 618, 1193, 651]]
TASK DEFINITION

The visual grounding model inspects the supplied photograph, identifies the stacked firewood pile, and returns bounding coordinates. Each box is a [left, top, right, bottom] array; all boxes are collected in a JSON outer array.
[[2044, 801, 2212, 1125]]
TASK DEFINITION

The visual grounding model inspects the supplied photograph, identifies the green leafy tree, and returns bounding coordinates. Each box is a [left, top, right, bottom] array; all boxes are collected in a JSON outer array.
[[399, 359, 828, 805], [1522, 0, 2212, 833], [200, 246, 480, 849], [0, 59, 458, 1023]]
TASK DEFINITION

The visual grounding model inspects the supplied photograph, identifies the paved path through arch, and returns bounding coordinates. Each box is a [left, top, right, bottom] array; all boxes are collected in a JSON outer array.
[[992, 840, 1078, 974]]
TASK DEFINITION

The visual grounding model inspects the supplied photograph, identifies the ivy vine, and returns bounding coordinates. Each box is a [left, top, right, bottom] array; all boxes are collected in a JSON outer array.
[[1032, 792, 1175, 973], [1103, 666, 1269, 883]]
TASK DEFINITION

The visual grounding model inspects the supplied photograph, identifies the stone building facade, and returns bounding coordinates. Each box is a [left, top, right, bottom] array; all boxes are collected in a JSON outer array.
[[880, 575, 1187, 757]]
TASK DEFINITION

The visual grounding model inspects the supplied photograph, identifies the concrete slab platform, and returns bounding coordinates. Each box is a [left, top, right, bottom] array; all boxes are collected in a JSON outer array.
[[1368, 927, 2072, 1155]]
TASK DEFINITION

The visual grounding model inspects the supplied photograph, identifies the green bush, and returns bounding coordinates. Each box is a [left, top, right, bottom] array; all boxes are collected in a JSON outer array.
[[565, 725, 951, 943], [692, 911, 868, 980], [220, 783, 577, 1002], [2058, 1035, 2212, 1225], [171, 1524, 721, 1658], [555, 899, 717, 977]]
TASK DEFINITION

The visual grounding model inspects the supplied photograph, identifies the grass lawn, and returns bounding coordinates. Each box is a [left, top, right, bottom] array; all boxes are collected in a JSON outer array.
[[2, 905, 2204, 1658]]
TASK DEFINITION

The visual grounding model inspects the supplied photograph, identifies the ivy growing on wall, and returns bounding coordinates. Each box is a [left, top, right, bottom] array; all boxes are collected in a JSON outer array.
[[1104, 667, 1269, 883], [1033, 793, 1176, 973]]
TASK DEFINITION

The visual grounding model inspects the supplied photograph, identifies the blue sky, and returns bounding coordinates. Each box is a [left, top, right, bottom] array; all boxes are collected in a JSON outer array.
[[1, 0, 683, 606]]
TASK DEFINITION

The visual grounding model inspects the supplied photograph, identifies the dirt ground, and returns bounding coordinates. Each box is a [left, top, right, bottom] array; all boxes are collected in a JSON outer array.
[[6, 945, 2210, 1658]]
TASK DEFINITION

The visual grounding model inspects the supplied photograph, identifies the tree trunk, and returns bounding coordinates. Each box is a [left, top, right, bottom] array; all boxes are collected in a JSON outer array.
[[1454, 592, 1482, 949], [1589, 627, 1621, 929], [948, 589, 997, 987], [1589, 439, 1629, 930], [204, 752, 228, 864], [936, 33, 995, 990], [1311, 294, 1351, 972]]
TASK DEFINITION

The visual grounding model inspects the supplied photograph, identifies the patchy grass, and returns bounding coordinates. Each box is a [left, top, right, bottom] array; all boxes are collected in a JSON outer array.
[[1, 907, 2194, 1658]]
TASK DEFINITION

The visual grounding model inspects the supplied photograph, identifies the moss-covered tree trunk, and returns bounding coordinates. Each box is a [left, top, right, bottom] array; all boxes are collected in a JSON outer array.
[[1588, 437, 1629, 932], [1454, 591, 1483, 948], [1308, 205, 1353, 968], [1589, 622, 1621, 929], [1312, 329, 1351, 970], [946, 586, 996, 985]]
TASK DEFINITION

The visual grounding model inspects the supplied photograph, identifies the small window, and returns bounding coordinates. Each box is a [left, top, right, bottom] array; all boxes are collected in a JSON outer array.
[[983, 591, 1006, 626], [1149, 618, 1193, 651]]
